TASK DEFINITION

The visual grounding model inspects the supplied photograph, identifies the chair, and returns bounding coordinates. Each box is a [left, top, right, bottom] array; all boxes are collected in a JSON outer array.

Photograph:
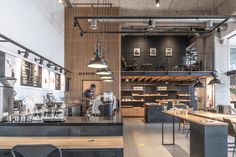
[[11, 144, 62, 157], [219, 105, 236, 115], [178, 107, 193, 134], [121, 56, 137, 71], [223, 118, 236, 156]]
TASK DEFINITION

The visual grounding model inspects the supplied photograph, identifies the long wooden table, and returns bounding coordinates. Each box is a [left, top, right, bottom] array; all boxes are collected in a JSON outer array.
[[189, 110, 236, 123], [0, 136, 123, 157], [162, 111, 228, 157], [0, 136, 123, 149]]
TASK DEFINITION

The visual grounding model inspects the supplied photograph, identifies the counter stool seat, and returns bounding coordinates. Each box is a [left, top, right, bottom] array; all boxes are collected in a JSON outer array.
[[11, 144, 62, 157]]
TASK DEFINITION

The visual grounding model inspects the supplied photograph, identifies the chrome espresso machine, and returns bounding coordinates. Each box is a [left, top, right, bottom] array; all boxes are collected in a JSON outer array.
[[0, 77, 16, 122]]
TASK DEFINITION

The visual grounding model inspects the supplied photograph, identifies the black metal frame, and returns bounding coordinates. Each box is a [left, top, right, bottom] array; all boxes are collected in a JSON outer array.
[[121, 71, 214, 77], [162, 116, 175, 145], [73, 15, 231, 35], [0, 33, 71, 74]]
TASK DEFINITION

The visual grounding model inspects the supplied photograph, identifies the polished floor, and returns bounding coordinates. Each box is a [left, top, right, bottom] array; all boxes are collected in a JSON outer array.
[[123, 118, 234, 157]]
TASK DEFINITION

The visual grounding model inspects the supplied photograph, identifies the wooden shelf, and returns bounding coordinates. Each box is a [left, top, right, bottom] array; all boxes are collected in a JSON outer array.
[[132, 94, 168, 97], [121, 101, 144, 102], [155, 89, 179, 92], [177, 94, 191, 97], [121, 90, 144, 92]]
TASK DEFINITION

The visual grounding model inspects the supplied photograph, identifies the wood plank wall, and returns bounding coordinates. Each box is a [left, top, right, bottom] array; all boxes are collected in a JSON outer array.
[[65, 7, 121, 101]]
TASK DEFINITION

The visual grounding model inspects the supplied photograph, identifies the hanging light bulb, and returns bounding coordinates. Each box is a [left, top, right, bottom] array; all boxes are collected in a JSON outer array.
[[87, 48, 108, 69], [96, 68, 112, 75], [58, 0, 63, 4], [155, 0, 160, 7]]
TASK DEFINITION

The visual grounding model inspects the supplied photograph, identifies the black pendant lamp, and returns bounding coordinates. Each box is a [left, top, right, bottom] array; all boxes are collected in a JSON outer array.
[[103, 77, 114, 82], [96, 68, 112, 75], [208, 71, 222, 85], [194, 79, 205, 88], [99, 74, 113, 80], [87, 48, 108, 69], [208, 77, 221, 85]]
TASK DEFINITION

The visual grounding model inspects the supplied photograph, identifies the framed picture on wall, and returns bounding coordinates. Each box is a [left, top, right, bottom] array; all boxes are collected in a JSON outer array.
[[82, 80, 102, 98], [133, 48, 141, 56], [150, 48, 157, 56], [165, 48, 173, 57]]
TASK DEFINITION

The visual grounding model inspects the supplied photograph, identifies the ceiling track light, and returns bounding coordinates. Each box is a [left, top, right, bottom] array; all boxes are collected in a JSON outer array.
[[47, 62, 52, 68], [18, 50, 29, 58], [90, 19, 98, 30], [35, 58, 43, 65], [155, 0, 160, 7], [54, 66, 58, 71]]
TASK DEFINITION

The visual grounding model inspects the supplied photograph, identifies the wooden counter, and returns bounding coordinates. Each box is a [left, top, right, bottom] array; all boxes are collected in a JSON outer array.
[[0, 136, 124, 157], [0, 136, 123, 149], [0, 116, 123, 136], [162, 111, 228, 157], [189, 110, 236, 123], [163, 111, 227, 126]]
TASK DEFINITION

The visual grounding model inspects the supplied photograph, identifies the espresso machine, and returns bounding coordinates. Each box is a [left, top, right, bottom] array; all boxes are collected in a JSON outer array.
[[0, 77, 16, 122], [43, 93, 65, 122]]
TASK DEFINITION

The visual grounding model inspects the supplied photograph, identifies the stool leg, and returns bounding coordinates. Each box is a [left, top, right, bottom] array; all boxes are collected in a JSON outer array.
[[233, 138, 236, 157]]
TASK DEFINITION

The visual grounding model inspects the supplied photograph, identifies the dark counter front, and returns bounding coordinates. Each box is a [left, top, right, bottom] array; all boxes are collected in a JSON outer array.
[[0, 116, 123, 136]]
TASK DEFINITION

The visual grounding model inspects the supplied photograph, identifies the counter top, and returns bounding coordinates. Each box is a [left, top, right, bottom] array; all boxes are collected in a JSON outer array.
[[189, 111, 236, 124], [0, 136, 123, 149], [0, 116, 123, 126], [163, 111, 227, 126]]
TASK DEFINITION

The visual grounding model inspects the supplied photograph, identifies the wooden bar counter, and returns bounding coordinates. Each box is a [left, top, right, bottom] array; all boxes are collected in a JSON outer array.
[[0, 116, 123, 136], [162, 111, 228, 157], [0, 136, 123, 157]]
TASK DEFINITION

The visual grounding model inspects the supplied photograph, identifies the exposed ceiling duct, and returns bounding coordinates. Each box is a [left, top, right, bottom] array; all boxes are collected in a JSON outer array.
[[74, 15, 232, 36]]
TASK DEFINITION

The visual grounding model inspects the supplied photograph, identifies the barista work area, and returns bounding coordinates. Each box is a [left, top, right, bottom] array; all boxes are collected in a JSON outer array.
[[3, 0, 236, 157]]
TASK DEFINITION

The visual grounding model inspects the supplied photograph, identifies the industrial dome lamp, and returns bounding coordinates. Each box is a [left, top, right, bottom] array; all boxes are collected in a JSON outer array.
[[208, 71, 222, 85], [96, 68, 112, 75], [194, 79, 205, 88], [87, 45, 108, 69]]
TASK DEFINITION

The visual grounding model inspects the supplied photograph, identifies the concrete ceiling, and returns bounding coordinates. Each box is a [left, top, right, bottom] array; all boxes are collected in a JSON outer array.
[[70, 0, 226, 15]]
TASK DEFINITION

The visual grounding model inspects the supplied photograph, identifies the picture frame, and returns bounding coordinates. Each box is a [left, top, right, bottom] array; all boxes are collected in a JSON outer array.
[[149, 48, 157, 56], [165, 48, 173, 57], [133, 48, 141, 56]]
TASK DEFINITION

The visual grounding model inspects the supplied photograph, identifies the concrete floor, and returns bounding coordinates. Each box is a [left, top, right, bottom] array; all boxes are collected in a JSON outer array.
[[123, 118, 234, 157]]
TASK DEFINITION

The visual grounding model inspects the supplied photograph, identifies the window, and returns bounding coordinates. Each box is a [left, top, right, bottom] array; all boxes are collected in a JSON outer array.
[[229, 35, 236, 71]]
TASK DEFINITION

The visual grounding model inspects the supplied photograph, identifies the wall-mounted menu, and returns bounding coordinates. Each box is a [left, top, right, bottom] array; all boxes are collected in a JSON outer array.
[[55, 73, 61, 90], [21, 60, 42, 87]]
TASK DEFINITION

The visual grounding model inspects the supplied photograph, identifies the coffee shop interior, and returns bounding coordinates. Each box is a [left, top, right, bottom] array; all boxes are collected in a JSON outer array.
[[1, 0, 236, 157]]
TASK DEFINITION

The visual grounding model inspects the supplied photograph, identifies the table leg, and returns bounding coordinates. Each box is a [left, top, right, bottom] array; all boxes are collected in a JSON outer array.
[[162, 115, 175, 145]]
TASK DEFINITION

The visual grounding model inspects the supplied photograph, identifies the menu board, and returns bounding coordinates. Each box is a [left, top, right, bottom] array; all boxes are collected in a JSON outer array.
[[60, 74, 65, 91], [55, 73, 61, 90], [42, 68, 49, 88], [20, 60, 42, 87]]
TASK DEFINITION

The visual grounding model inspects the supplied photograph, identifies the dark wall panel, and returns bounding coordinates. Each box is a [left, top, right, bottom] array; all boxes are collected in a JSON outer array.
[[121, 36, 190, 70]]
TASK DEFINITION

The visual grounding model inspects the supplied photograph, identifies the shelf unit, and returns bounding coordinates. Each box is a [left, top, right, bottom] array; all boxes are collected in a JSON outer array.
[[121, 83, 193, 117]]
